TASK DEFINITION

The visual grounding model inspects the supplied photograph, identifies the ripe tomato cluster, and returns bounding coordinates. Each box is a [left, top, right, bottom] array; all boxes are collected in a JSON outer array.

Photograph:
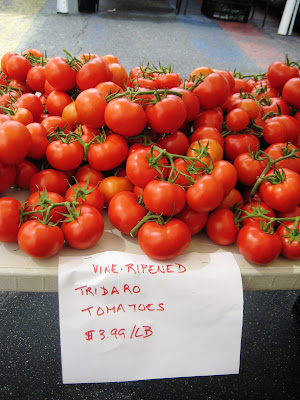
[[0, 50, 299, 264]]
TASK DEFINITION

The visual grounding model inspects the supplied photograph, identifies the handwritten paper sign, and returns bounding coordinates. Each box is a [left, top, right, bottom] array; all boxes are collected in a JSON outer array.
[[58, 251, 243, 384]]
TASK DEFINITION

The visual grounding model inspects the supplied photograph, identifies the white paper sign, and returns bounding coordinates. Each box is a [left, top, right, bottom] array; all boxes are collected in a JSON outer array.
[[58, 251, 243, 384]]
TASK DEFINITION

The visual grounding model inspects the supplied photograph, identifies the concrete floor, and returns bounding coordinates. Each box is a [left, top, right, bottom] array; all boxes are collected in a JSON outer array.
[[0, 1, 300, 399]]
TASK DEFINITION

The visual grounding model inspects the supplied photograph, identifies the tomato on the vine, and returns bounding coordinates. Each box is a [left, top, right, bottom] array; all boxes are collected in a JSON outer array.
[[138, 219, 191, 260], [104, 98, 147, 137], [0, 120, 32, 165], [108, 191, 148, 235], [206, 208, 238, 245], [145, 94, 187, 134], [46, 139, 84, 171], [186, 174, 224, 213], [0, 197, 21, 243], [143, 180, 186, 216], [87, 133, 128, 171], [18, 220, 64, 259], [237, 222, 282, 265], [98, 176, 134, 206], [126, 147, 169, 188], [276, 221, 300, 260], [259, 168, 300, 212], [61, 205, 104, 250]]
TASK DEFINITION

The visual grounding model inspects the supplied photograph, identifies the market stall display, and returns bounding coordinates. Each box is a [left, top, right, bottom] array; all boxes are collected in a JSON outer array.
[[0, 49, 299, 291]]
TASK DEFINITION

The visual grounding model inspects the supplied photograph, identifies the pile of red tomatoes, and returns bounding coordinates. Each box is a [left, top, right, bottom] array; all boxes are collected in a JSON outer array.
[[0, 49, 299, 264]]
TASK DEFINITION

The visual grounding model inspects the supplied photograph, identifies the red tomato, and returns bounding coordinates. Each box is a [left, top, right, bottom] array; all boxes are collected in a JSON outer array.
[[224, 133, 260, 163], [75, 88, 107, 128], [6, 55, 32, 81], [24, 191, 67, 224], [226, 108, 250, 131], [267, 60, 299, 90], [0, 162, 16, 193], [170, 87, 200, 122], [232, 78, 253, 93], [276, 206, 300, 219], [237, 222, 282, 265], [260, 96, 289, 117], [186, 138, 223, 168], [11, 107, 34, 125], [138, 219, 191, 260], [143, 180, 186, 216], [46, 140, 84, 171], [126, 147, 169, 188], [0, 197, 21, 242], [282, 77, 300, 108], [29, 169, 69, 195], [61, 101, 81, 130], [108, 62, 129, 89], [188, 66, 213, 81], [217, 188, 244, 209], [176, 204, 208, 235], [263, 119, 288, 144], [239, 201, 276, 227], [41, 115, 72, 137], [1, 51, 18, 76], [157, 130, 189, 155], [259, 168, 300, 212], [206, 208, 238, 245], [0, 120, 32, 165], [145, 94, 187, 134], [104, 98, 147, 137], [44, 56, 77, 92], [87, 133, 128, 171], [186, 175, 224, 213], [15, 160, 39, 189], [192, 72, 230, 109], [74, 124, 98, 144], [210, 160, 238, 196], [65, 182, 104, 212], [95, 81, 123, 97], [264, 143, 300, 174], [170, 158, 198, 188], [76, 56, 112, 91], [189, 126, 224, 150], [18, 220, 64, 258], [276, 221, 300, 260], [14, 93, 44, 121], [237, 98, 260, 119], [46, 90, 72, 117], [156, 72, 181, 89], [192, 108, 223, 132], [108, 191, 148, 235], [26, 65, 46, 93], [233, 152, 268, 186], [75, 164, 104, 186], [98, 176, 134, 207], [61, 205, 104, 249]]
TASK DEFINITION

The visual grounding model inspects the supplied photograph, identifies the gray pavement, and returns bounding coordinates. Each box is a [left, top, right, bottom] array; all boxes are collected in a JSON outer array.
[[12, 0, 300, 78]]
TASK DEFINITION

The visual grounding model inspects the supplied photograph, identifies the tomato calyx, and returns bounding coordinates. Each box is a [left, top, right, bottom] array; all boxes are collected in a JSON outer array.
[[279, 219, 300, 243], [280, 142, 300, 158], [23, 51, 48, 67], [250, 148, 300, 197], [65, 177, 99, 204], [20, 188, 72, 225], [284, 54, 300, 69], [62, 49, 83, 71], [236, 201, 300, 235], [148, 143, 211, 185], [105, 86, 182, 105], [130, 210, 171, 237]]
